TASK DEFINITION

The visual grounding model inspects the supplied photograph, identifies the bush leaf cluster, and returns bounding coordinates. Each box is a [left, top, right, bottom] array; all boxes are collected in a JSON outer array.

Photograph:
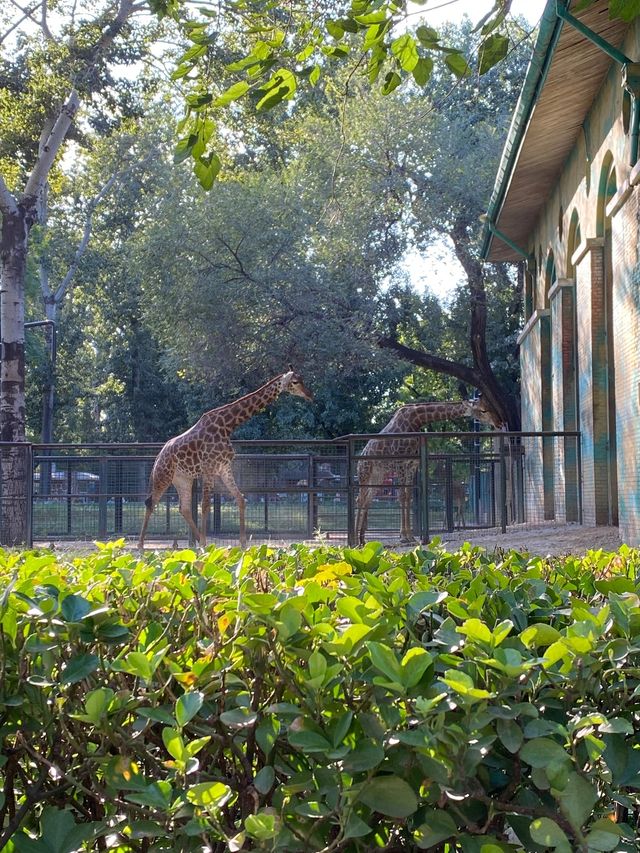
[[1, 540, 640, 851]]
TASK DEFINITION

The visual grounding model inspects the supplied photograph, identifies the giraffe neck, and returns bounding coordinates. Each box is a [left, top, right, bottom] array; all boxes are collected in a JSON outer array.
[[386, 402, 468, 432], [209, 375, 284, 433]]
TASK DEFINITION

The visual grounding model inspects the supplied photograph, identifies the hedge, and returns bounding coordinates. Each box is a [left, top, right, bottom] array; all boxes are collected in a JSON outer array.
[[1, 539, 640, 852]]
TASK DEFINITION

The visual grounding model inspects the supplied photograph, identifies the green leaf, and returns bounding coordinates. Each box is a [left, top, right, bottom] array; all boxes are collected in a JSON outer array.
[[173, 134, 197, 165], [162, 727, 186, 761], [343, 740, 385, 772], [520, 623, 562, 648], [83, 687, 114, 724], [125, 781, 173, 810], [256, 69, 297, 110], [585, 819, 623, 851], [416, 25, 440, 48], [176, 691, 204, 727], [414, 810, 457, 848], [478, 33, 509, 75], [457, 617, 492, 644], [244, 812, 279, 840], [497, 718, 523, 754], [391, 34, 419, 71], [441, 669, 493, 701], [256, 716, 280, 755], [194, 153, 222, 191], [401, 647, 432, 688], [358, 776, 418, 817], [529, 817, 570, 847], [445, 51, 472, 79], [326, 19, 344, 40], [552, 772, 598, 831], [60, 593, 92, 621], [412, 56, 433, 87], [381, 71, 402, 95], [220, 707, 258, 728], [60, 653, 99, 685], [520, 738, 570, 769], [367, 641, 402, 683], [343, 811, 372, 839], [214, 81, 249, 107], [254, 766, 275, 794], [186, 781, 232, 809]]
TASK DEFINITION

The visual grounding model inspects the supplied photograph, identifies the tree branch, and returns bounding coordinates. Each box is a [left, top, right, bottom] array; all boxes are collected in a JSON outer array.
[[378, 336, 480, 387], [53, 170, 120, 305], [23, 90, 80, 204], [0, 174, 18, 217], [0, 0, 43, 44]]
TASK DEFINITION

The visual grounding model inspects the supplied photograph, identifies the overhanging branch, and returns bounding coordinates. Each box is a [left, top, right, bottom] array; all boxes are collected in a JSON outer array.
[[378, 336, 480, 387], [23, 90, 80, 204]]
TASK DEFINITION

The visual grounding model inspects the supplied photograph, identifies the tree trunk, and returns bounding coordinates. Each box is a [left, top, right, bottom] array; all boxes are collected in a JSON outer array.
[[0, 207, 30, 544]]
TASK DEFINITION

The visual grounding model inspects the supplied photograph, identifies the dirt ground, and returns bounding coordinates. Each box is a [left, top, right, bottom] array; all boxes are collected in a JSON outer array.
[[434, 522, 623, 557], [37, 522, 626, 557]]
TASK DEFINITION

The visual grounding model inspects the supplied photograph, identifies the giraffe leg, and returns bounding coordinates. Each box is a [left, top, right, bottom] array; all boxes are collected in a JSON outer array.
[[173, 473, 203, 546], [399, 484, 415, 543], [218, 467, 246, 548], [200, 481, 212, 547], [138, 477, 171, 550], [355, 486, 374, 546]]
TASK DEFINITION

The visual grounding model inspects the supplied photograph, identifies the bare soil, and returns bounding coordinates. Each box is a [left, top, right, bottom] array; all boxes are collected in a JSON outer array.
[[36, 522, 626, 558]]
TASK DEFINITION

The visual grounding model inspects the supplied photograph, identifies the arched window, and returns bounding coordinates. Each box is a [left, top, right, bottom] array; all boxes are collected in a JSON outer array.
[[566, 209, 581, 278], [544, 250, 556, 308]]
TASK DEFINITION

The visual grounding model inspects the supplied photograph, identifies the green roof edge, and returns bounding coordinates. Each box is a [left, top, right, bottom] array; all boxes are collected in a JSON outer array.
[[479, 0, 564, 261]]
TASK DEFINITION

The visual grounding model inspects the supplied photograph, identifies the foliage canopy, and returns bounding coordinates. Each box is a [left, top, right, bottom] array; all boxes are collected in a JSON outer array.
[[2, 541, 640, 850]]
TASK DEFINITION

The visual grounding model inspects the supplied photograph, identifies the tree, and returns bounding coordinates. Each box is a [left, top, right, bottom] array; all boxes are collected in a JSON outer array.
[[0, 0, 155, 540], [344, 23, 529, 428], [149, 0, 639, 189]]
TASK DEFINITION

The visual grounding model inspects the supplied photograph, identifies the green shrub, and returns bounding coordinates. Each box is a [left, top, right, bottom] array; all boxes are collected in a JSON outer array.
[[1, 539, 640, 851]]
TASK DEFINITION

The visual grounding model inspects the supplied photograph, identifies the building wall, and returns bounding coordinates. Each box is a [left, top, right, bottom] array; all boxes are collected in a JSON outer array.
[[520, 20, 640, 542]]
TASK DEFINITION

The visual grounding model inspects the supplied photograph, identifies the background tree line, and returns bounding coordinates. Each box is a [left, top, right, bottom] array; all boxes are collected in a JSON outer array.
[[8, 17, 526, 446]]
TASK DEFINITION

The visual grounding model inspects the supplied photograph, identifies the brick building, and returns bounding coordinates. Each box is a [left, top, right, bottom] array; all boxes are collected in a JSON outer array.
[[481, 0, 640, 544]]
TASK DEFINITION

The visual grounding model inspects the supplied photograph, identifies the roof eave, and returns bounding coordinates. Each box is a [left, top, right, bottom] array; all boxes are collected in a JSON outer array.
[[479, 1, 564, 262]]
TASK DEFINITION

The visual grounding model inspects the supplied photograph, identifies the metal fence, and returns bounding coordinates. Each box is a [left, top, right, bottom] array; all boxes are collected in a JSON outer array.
[[0, 432, 582, 547]]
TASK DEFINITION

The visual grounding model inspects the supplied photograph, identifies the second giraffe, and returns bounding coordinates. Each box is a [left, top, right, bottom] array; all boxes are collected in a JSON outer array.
[[355, 398, 504, 546]]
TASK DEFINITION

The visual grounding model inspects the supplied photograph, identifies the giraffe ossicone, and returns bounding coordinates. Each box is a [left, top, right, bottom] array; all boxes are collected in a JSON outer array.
[[355, 398, 503, 546], [138, 370, 313, 550]]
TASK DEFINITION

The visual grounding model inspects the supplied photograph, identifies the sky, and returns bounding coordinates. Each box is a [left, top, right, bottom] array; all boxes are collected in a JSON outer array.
[[403, 0, 547, 301]]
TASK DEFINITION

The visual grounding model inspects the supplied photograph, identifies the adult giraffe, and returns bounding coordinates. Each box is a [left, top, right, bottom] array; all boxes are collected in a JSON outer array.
[[138, 370, 313, 549], [355, 398, 503, 545]]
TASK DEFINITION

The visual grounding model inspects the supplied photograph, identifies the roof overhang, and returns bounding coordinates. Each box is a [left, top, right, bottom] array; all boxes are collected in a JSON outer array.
[[480, 0, 631, 263]]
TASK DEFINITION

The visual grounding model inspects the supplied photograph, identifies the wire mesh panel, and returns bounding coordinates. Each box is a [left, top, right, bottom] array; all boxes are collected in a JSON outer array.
[[23, 433, 583, 546]]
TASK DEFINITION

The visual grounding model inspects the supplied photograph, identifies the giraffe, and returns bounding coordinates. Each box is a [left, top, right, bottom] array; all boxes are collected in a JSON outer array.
[[355, 398, 503, 545], [138, 370, 313, 550]]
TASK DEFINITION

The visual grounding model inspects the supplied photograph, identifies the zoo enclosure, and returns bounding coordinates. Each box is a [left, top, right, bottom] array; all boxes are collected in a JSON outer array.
[[2, 431, 583, 546]]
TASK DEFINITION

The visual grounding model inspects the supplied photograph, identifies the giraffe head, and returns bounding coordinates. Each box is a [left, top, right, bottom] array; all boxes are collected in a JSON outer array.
[[280, 369, 314, 401], [463, 396, 505, 429]]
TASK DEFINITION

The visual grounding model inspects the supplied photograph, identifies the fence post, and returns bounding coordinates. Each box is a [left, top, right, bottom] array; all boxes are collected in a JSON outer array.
[[499, 434, 507, 534], [577, 432, 583, 525], [419, 437, 429, 544], [347, 439, 356, 547], [307, 453, 315, 540], [26, 444, 33, 547], [98, 456, 108, 539]]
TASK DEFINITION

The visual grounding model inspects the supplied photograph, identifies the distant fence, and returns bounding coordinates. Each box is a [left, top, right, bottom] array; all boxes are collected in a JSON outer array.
[[0, 432, 582, 547]]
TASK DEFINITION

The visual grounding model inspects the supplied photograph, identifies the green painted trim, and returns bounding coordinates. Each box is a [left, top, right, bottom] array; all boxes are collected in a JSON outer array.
[[556, 1, 631, 66], [485, 221, 533, 259], [480, 1, 563, 260]]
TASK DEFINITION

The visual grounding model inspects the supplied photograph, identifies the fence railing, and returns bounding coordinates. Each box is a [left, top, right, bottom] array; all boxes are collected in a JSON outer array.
[[0, 432, 582, 547]]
